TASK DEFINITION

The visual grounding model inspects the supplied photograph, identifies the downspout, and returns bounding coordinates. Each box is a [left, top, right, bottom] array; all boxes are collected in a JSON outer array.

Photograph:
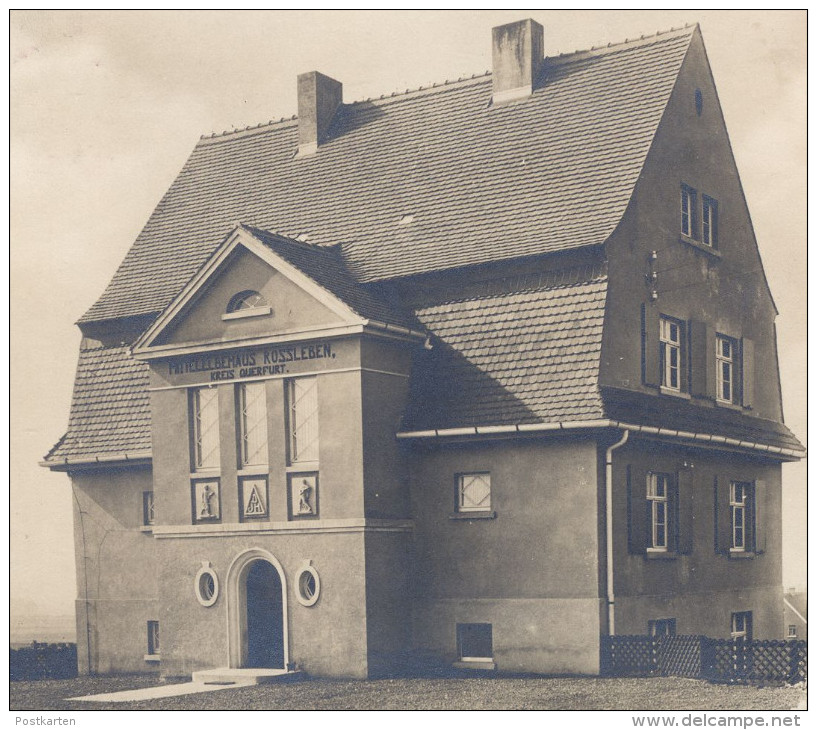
[[605, 429, 629, 636]]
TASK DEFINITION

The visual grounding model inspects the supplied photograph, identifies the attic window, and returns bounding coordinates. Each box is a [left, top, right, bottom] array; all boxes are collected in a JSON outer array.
[[223, 290, 272, 321], [695, 89, 703, 116], [398, 214, 415, 226]]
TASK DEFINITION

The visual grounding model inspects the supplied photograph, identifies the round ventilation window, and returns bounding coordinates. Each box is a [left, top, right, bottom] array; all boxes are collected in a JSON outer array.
[[295, 564, 321, 607], [195, 564, 219, 607]]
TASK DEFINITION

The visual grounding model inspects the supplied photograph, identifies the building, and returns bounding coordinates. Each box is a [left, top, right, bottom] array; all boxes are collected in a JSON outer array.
[[42, 19, 804, 679], [783, 589, 807, 641]]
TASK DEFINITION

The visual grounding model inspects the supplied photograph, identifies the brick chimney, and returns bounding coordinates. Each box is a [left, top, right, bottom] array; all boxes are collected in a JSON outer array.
[[491, 19, 544, 104], [297, 71, 343, 156]]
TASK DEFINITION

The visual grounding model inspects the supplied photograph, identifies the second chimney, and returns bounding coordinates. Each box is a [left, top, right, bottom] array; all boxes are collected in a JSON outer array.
[[297, 71, 343, 156], [492, 19, 544, 105]]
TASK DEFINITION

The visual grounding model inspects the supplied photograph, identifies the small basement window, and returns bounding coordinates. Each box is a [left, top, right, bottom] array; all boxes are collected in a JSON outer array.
[[457, 623, 493, 662]]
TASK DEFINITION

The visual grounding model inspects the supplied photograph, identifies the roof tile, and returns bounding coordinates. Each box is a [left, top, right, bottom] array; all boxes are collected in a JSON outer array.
[[80, 29, 694, 324]]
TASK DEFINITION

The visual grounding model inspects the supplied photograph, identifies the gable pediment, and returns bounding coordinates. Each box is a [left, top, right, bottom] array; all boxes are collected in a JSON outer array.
[[133, 227, 366, 357]]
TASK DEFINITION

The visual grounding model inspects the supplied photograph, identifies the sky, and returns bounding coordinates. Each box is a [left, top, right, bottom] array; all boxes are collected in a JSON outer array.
[[9, 10, 807, 617]]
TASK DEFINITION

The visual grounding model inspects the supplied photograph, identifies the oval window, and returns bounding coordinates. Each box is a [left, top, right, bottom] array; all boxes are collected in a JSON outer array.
[[295, 564, 321, 607], [195, 563, 219, 607]]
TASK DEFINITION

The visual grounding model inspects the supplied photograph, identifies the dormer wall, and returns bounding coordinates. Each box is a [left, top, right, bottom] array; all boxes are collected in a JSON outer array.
[[601, 29, 783, 423]]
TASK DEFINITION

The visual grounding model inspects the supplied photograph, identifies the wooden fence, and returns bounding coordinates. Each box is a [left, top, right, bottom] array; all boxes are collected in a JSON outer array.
[[602, 636, 806, 684]]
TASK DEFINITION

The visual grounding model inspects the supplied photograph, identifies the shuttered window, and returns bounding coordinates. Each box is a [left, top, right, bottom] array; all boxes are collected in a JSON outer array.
[[715, 478, 765, 554], [681, 184, 698, 238], [716, 335, 737, 403], [648, 473, 671, 550], [629, 467, 692, 556]]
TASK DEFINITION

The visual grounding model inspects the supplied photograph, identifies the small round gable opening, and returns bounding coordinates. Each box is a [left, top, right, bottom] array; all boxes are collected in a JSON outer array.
[[227, 290, 268, 313]]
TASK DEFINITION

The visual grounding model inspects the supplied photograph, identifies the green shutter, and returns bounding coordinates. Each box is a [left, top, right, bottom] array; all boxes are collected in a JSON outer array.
[[754, 479, 767, 554], [627, 465, 649, 554], [689, 320, 715, 398], [677, 469, 694, 554], [741, 337, 755, 408], [714, 476, 732, 554], [642, 303, 661, 387]]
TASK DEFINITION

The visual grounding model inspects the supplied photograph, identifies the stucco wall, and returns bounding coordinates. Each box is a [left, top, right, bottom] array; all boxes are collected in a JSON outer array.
[[70, 465, 158, 674], [155, 531, 370, 679], [611, 438, 783, 638], [601, 31, 783, 422], [408, 436, 602, 674], [156, 247, 342, 347]]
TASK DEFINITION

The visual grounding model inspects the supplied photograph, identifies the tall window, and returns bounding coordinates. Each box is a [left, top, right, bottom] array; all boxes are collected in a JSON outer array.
[[681, 184, 698, 238], [730, 481, 751, 551], [190, 387, 220, 471], [457, 473, 492, 513], [288, 377, 319, 463], [702, 195, 718, 246], [647, 472, 671, 550], [660, 316, 683, 391], [142, 491, 155, 526], [237, 382, 268, 468], [147, 621, 160, 656], [716, 335, 736, 403]]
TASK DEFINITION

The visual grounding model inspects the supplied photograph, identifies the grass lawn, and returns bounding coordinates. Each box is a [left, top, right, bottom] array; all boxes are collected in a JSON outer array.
[[9, 674, 805, 711]]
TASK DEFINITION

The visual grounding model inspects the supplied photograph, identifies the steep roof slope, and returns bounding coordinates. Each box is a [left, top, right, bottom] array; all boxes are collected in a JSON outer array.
[[80, 27, 695, 324], [45, 341, 151, 463], [404, 275, 608, 429]]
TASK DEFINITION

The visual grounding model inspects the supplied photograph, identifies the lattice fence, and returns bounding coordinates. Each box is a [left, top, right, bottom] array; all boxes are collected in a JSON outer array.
[[603, 635, 658, 676], [705, 639, 807, 684], [657, 635, 703, 678], [603, 636, 807, 684]]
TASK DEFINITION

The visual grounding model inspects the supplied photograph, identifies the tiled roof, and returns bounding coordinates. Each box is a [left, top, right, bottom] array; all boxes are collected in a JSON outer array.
[[601, 387, 805, 453], [402, 277, 608, 429], [45, 341, 151, 462], [243, 226, 418, 330], [80, 27, 695, 324]]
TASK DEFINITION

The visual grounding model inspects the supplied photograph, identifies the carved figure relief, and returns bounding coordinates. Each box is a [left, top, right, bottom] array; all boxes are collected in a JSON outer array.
[[193, 480, 220, 521]]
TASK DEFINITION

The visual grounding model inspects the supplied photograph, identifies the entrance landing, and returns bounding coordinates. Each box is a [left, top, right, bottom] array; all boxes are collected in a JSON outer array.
[[192, 667, 296, 684], [68, 669, 299, 703]]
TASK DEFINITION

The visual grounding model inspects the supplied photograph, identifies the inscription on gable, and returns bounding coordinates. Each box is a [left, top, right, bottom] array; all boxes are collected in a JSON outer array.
[[154, 338, 357, 388]]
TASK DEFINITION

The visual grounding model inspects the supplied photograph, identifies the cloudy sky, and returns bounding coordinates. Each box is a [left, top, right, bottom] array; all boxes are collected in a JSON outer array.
[[10, 10, 806, 616]]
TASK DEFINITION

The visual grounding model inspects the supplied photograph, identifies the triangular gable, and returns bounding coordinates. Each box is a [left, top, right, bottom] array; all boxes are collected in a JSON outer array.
[[133, 226, 366, 356]]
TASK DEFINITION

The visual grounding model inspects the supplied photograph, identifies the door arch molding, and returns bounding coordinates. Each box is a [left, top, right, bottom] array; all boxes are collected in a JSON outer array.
[[226, 547, 289, 669]]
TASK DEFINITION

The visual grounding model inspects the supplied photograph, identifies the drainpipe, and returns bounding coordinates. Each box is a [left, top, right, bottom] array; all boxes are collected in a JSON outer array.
[[605, 429, 629, 636]]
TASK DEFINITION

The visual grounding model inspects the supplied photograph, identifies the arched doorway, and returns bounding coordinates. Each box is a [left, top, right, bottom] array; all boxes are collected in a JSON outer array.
[[226, 548, 289, 669], [245, 560, 284, 668]]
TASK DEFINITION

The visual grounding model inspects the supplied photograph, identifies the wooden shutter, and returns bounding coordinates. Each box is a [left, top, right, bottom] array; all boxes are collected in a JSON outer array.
[[627, 465, 649, 554], [741, 337, 755, 408], [714, 476, 732, 554], [677, 469, 694, 555], [642, 303, 661, 387], [754, 479, 767, 554], [689, 320, 715, 398]]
